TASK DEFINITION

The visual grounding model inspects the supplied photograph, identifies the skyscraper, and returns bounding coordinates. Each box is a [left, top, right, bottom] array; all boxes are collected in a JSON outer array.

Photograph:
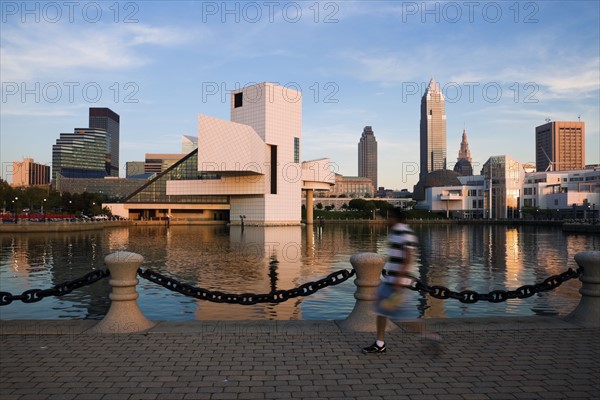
[[457, 128, 472, 162], [358, 126, 378, 190], [52, 128, 109, 183], [454, 128, 473, 176], [535, 121, 585, 172], [89, 108, 120, 176], [420, 78, 447, 177]]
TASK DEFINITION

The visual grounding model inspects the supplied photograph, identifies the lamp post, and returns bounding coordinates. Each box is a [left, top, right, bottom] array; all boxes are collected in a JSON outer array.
[[42, 198, 47, 222], [14, 196, 19, 224]]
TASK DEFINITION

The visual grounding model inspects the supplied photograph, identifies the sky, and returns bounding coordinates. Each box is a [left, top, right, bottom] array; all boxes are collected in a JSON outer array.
[[1, 0, 599, 190]]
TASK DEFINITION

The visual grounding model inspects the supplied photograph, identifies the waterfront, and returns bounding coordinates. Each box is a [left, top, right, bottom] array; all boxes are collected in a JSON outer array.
[[0, 223, 597, 321]]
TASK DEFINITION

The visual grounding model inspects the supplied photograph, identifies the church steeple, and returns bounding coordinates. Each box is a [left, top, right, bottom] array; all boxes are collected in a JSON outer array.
[[457, 128, 472, 162]]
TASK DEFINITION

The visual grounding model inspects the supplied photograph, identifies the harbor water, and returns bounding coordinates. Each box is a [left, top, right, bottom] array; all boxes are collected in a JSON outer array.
[[0, 223, 596, 321]]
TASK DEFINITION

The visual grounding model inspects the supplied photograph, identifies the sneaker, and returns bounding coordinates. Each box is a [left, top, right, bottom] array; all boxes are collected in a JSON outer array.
[[362, 342, 386, 354]]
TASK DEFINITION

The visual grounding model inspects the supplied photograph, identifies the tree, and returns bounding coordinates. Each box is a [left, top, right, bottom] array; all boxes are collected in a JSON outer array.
[[348, 198, 367, 211], [316, 202, 323, 210]]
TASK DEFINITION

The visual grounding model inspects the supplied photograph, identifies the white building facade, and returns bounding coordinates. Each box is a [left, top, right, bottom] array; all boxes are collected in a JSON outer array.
[[109, 82, 334, 225], [422, 156, 599, 220]]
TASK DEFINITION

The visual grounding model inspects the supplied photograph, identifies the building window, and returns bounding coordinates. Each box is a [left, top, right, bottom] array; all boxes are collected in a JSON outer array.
[[270, 145, 277, 194], [234, 92, 243, 108], [294, 137, 300, 163]]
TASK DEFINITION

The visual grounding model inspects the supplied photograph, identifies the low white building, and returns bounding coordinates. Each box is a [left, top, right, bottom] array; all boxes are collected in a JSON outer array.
[[421, 157, 599, 220], [107, 82, 334, 225], [522, 168, 600, 219]]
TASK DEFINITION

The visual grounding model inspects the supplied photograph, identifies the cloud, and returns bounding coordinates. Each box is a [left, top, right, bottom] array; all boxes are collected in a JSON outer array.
[[0, 22, 189, 82]]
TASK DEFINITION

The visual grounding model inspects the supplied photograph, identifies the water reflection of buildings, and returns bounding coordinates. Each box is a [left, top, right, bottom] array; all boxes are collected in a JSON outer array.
[[0, 232, 110, 319], [1, 224, 591, 321], [418, 224, 523, 318], [129, 225, 348, 320]]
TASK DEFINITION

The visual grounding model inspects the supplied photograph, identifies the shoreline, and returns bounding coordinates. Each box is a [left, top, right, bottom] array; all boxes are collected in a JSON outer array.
[[1, 218, 598, 233]]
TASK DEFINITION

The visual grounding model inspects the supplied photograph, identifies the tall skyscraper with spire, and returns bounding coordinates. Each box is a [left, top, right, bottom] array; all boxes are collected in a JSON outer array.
[[420, 78, 446, 178], [457, 128, 472, 162], [454, 128, 473, 176], [358, 126, 378, 190]]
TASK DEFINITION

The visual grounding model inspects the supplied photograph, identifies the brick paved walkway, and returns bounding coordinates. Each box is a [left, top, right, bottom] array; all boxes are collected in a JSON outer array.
[[1, 317, 599, 400]]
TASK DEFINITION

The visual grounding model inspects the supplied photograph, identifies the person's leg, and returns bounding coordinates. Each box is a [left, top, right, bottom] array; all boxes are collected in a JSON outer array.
[[376, 315, 387, 341], [362, 315, 388, 353]]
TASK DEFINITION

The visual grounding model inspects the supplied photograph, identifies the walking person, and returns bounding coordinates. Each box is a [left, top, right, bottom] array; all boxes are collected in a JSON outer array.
[[362, 208, 442, 354]]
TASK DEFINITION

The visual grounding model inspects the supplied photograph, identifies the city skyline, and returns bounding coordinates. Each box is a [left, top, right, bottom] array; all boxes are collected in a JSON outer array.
[[1, 1, 599, 190]]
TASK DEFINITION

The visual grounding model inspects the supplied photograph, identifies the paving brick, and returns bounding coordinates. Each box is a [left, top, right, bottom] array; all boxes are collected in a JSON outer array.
[[0, 319, 598, 400]]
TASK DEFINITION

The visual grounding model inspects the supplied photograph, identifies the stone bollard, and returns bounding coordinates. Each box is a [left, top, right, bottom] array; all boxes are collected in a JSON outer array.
[[565, 251, 600, 327], [338, 252, 395, 332], [88, 251, 155, 334]]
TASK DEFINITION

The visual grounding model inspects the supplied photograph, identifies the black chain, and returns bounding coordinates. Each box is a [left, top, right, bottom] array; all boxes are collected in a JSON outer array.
[[407, 265, 583, 304], [137, 268, 356, 305], [0, 269, 110, 306], [0, 263, 583, 307]]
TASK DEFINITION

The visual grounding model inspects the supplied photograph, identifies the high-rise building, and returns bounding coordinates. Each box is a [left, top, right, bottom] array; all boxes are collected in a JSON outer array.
[[11, 158, 50, 187], [457, 128, 472, 162], [358, 126, 378, 190], [535, 121, 585, 172], [89, 108, 120, 176], [52, 128, 108, 183], [454, 128, 473, 176], [420, 78, 447, 177]]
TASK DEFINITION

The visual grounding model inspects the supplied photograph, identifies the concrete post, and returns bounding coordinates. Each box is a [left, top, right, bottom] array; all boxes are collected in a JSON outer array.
[[88, 252, 155, 334], [306, 189, 314, 225], [565, 251, 600, 327], [338, 252, 396, 332]]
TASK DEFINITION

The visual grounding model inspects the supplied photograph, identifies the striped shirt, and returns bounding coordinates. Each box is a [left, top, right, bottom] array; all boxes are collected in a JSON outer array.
[[381, 223, 419, 285]]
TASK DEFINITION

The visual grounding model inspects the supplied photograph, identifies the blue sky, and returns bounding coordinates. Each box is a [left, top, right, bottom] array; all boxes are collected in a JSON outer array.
[[1, 1, 599, 190]]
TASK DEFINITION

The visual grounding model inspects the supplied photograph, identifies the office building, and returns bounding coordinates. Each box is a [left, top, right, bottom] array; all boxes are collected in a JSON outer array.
[[481, 155, 524, 219], [420, 78, 447, 177], [331, 174, 375, 198], [52, 128, 109, 184], [535, 121, 585, 172], [89, 108, 120, 176], [11, 158, 50, 188], [358, 126, 378, 189], [144, 154, 187, 174]]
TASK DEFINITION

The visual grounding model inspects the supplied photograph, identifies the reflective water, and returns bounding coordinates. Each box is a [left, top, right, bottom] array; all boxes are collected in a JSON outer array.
[[0, 224, 596, 321]]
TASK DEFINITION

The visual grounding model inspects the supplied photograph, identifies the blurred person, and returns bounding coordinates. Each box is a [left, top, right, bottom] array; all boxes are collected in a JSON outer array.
[[362, 208, 442, 354]]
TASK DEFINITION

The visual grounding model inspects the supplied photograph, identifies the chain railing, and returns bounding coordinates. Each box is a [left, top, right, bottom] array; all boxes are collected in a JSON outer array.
[[0, 263, 583, 307], [405, 265, 584, 304], [0, 269, 110, 306], [137, 267, 355, 305]]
